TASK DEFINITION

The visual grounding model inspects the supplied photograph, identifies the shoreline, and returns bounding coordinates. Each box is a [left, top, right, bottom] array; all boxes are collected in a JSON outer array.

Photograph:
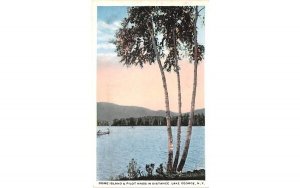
[[97, 125, 205, 127], [111, 169, 205, 181]]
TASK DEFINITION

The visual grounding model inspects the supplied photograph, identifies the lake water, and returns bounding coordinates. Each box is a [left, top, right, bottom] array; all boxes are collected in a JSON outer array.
[[96, 126, 205, 180]]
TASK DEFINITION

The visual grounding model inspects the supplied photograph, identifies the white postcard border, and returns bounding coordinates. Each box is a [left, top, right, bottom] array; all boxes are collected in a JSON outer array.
[[93, 1, 208, 187]]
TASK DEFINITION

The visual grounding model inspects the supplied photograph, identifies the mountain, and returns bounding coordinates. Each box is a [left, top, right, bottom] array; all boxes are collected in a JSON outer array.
[[195, 109, 205, 115], [97, 102, 204, 122], [97, 102, 176, 122]]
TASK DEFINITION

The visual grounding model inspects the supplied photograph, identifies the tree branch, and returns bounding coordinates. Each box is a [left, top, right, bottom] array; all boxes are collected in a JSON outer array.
[[197, 7, 205, 15]]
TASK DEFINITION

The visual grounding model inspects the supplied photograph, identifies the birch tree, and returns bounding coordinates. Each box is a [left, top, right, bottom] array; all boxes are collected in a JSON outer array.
[[177, 6, 205, 172], [114, 7, 174, 172]]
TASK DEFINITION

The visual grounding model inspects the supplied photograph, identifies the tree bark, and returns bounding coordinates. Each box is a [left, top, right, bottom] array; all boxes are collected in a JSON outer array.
[[148, 19, 174, 173], [172, 28, 182, 172], [177, 6, 199, 172]]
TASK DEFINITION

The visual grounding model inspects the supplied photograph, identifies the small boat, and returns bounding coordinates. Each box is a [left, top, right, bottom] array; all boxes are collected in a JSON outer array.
[[97, 129, 110, 136]]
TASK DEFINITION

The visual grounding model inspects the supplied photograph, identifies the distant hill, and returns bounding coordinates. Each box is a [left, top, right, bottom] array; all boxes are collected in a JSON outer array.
[[195, 109, 205, 115], [97, 102, 204, 122]]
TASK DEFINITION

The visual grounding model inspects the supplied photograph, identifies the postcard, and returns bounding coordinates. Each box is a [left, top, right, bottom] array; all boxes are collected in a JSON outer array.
[[94, 1, 207, 187]]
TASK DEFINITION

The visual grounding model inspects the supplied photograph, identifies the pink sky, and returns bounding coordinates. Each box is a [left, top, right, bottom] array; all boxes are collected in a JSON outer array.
[[97, 55, 204, 113]]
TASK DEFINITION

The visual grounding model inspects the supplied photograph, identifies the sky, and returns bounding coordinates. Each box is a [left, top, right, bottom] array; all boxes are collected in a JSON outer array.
[[97, 6, 205, 112]]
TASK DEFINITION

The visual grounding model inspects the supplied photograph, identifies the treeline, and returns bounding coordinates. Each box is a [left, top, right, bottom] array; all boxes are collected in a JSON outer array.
[[97, 120, 109, 126], [108, 113, 205, 126]]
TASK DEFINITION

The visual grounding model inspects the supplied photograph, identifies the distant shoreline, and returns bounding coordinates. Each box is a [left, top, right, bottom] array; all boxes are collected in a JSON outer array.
[[98, 113, 205, 127], [97, 102, 205, 122]]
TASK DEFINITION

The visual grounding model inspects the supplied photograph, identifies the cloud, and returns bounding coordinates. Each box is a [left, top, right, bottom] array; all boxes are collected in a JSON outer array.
[[97, 20, 121, 32], [97, 53, 117, 57], [97, 32, 114, 43], [97, 43, 115, 50], [97, 19, 121, 55]]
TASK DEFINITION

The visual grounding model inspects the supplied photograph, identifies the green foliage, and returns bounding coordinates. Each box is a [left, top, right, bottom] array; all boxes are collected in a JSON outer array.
[[97, 120, 109, 126], [158, 6, 195, 72], [155, 163, 165, 176], [114, 7, 157, 68], [110, 113, 204, 126], [117, 159, 204, 180], [145, 163, 155, 176], [113, 6, 205, 69], [127, 159, 142, 179]]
